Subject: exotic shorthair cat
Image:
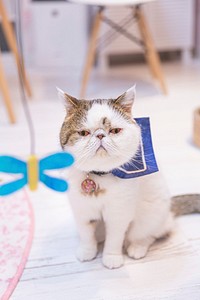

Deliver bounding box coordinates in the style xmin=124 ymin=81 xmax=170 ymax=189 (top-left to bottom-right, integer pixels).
xmin=58 ymin=86 xmax=200 ymax=269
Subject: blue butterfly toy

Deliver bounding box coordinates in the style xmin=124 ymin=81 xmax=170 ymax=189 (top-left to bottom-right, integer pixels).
xmin=0 ymin=152 xmax=74 ymax=196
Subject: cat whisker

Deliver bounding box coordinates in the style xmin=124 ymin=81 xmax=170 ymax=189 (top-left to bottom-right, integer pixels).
xmin=104 ymin=142 xmax=147 ymax=171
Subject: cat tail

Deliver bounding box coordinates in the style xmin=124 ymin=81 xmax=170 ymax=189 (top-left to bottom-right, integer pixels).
xmin=171 ymin=194 xmax=200 ymax=216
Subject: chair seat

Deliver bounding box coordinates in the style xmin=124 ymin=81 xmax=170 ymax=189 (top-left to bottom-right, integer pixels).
xmin=68 ymin=0 xmax=156 ymax=6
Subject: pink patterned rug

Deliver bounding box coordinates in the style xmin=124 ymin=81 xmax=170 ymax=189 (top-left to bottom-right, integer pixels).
xmin=0 ymin=190 xmax=34 ymax=300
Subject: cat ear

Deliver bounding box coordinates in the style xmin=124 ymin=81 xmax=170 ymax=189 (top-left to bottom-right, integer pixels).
xmin=57 ymin=87 xmax=79 ymax=109
xmin=115 ymin=85 xmax=136 ymax=114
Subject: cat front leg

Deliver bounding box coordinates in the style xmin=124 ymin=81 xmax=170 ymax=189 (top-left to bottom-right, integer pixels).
xmin=76 ymin=220 xmax=98 ymax=262
xmin=102 ymin=218 xmax=130 ymax=269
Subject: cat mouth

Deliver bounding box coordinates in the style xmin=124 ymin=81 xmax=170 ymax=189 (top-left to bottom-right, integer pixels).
xmin=96 ymin=145 xmax=107 ymax=153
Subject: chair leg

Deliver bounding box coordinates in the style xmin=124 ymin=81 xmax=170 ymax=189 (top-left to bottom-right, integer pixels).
xmin=0 ymin=52 xmax=16 ymax=123
xmin=135 ymin=6 xmax=167 ymax=94
xmin=80 ymin=8 xmax=103 ymax=98
xmin=0 ymin=0 xmax=32 ymax=97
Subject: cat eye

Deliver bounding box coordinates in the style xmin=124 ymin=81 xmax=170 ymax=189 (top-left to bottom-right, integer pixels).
xmin=78 ymin=130 xmax=90 ymax=137
xmin=109 ymin=128 xmax=122 ymax=134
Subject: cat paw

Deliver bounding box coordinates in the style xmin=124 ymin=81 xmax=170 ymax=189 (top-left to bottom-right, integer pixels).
xmin=127 ymin=244 xmax=148 ymax=260
xmin=102 ymin=254 xmax=124 ymax=269
xmin=76 ymin=245 xmax=97 ymax=262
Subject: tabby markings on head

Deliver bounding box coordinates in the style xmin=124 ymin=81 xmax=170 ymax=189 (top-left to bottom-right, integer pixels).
xmin=59 ymin=85 xmax=136 ymax=150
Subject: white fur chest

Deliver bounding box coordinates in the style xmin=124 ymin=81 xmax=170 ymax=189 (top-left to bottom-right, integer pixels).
xmin=67 ymin=167 xmax=141 ymax=223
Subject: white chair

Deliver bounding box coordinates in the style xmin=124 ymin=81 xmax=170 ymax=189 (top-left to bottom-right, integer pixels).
xmin=68 ymin=0 xmax=167 ymax=97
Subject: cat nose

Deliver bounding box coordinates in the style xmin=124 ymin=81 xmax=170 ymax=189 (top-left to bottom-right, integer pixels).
xmin=95 ymin=129 xmax=106 ymax=140
xmin=97 ymin=134 xmax=105 ymax=140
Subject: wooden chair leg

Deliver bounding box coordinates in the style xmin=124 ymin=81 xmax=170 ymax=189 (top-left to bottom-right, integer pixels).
xmin=135 ymin=6 xmax=168 ymax=94
xmin=80 ymin=8 xmax=103 ymax=98
xmin=0 ymin=0 xmax=32 ymax=97
xmin=0 ymin=52 xmax=16 ymax=123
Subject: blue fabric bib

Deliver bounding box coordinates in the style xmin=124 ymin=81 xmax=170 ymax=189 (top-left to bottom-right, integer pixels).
xmin=111 ymin=117 xmax=159 ymax=179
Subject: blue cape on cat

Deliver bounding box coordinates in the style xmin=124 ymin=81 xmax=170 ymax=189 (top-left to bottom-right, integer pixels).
xmin=112 ymin=118 xmax=159 ymax=179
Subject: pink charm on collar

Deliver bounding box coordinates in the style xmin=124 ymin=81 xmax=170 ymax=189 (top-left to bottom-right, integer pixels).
xmin=81 ymin=176 xmax=96 ymax=195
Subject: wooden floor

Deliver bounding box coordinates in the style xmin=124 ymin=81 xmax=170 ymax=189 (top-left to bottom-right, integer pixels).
xmin=1 ymin=60 xmax=200 ymax=299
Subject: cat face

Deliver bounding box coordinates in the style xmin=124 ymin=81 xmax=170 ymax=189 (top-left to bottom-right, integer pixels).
xmin=59 ymin=87 xmax=141 ymax=172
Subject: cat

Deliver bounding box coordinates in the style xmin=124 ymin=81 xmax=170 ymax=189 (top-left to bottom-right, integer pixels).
xmin=58 ymin=86 xmax=200 ymax=269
